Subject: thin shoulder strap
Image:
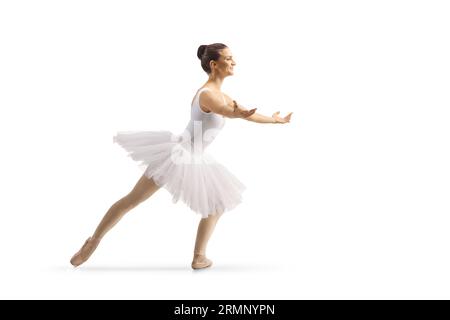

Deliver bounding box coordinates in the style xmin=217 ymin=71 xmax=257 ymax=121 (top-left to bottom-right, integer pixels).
xmin=221 ymin=92 xmax=226 ymax=105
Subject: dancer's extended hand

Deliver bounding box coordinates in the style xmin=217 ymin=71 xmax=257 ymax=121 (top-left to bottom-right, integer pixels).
xmin=232 ymin=100 xmax=257 ymax=118
xmin=271 ymin=111 xmax=293 ymax=124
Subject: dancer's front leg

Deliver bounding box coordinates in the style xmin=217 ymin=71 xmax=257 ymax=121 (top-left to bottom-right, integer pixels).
xmin=192 ymin=212 xmax=223 ymax=269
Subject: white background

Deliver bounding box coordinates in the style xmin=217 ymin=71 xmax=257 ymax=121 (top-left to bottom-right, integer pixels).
xmin=1 ymin=0 xmax=449 ymax=299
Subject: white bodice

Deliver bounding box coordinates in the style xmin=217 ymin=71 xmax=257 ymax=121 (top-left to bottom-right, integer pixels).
xmin=181 ymin=87 xmax=226 ymax=152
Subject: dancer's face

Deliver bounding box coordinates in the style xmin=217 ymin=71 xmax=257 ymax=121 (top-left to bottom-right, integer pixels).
xmin=210 ymin=47 xmax=236 ymax=77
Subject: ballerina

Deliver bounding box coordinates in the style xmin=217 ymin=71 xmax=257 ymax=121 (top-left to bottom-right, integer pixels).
xmin=70 ymin=43 xmax=293 ymax=270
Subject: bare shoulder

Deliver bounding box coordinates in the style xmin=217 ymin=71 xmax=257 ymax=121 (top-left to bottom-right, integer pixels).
xmin=222 ymin=92 xmax=233 ymax=105
xmin=198 ymin=88 xmax=227 ymax=113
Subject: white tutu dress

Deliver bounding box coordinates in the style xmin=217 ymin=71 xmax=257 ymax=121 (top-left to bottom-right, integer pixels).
xmin=113 ymin=87 xmax=246 ymax=218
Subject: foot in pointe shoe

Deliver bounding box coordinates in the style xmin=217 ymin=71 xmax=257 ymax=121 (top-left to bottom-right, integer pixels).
xmin=70 ymin=237 xmax=100 ymax=267
xmin=191 ymin=253 xmax=213 ymax=270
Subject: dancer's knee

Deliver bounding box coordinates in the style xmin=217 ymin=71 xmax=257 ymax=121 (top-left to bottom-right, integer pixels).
xmin=122 ymin=193 xmax=144 ymax=210
xmin=125 ymin=175 xmax=159 ymax=208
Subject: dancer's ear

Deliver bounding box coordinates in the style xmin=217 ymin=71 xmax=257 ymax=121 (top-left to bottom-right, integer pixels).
xmin=209 ymin=60 xmax=216 ymax=71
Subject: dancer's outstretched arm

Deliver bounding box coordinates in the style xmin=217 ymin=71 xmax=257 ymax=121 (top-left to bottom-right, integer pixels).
xmin=233 ymin=100 xmax=293 ymax=124
xmin=201 ymin=91 xmax=257 ymax=119
xmin=202 ymin=90 xmax=293 ymax=122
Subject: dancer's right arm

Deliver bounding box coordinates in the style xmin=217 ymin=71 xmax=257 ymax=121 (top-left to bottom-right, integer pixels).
xmin=200 ymin=91 xmax=257 ymax=119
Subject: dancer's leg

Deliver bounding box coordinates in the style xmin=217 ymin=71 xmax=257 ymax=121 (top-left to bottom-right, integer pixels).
xmin=92 ymin=174 xmax=160 ymax=240
xmin=70 ymin=174 xmax=160 ymax=266
xmin=192 ymin=212 xmax=223 ymax=269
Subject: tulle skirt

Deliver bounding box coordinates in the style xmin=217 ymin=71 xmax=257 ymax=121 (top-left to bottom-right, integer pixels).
xmin=113 ymin=130 xmax=246 ymax=217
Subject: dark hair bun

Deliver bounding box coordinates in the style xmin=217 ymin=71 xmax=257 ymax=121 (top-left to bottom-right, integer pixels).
xmin=197 ymin=45 xmax=207 ymax=59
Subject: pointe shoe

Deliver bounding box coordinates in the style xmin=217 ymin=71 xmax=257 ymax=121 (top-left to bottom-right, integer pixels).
xmin=191 ymin=254 xmax=213 ymax=270
xmin=70 ymin=237 xmax=100 ymax=267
